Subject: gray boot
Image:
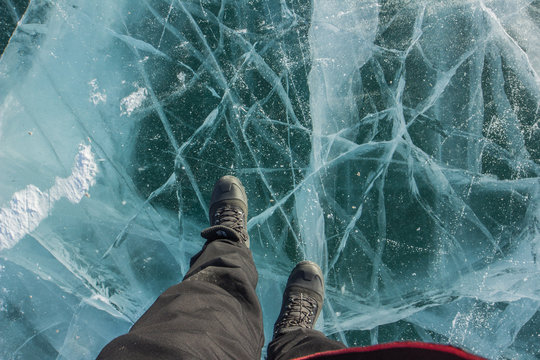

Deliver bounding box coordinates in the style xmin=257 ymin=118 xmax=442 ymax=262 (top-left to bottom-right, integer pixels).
xmin=201 ymin=175 xmax=250 ymax=247
xmin=273 ymin=261 xmax=324 ymax=338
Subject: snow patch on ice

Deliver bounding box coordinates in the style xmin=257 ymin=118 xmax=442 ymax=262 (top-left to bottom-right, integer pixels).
xmin=89 ymin=79 xmax=107 ymax=105
xmin=120 ymin=86 xmax=147 ymax=116
xmin=0 ymin=144 xmax=98 ymax=251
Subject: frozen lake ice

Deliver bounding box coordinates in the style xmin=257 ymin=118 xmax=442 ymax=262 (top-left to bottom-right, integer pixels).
xmin=0 ymin=0 xmax=539 ymax=358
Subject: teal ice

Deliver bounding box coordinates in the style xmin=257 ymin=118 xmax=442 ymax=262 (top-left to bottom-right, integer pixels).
xmin=0 ymin=0 xmax=539 ymax=359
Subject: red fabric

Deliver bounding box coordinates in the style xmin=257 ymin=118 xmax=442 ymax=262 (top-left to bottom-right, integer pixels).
xmin=293 ymin=341 xmax=486 ymax=360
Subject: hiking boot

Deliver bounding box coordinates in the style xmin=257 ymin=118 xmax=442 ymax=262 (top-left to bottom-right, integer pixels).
xmin=201 ymin=175 xmax=250 ymax=247
xmin=273 ymin=261 xmax=324 ymax=338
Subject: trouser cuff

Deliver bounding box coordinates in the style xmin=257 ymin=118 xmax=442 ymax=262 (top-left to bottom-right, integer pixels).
xmin=201 ymin=225 xmax=243 ymax=243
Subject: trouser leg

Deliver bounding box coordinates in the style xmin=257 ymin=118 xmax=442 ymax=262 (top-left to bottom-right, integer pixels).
xmin=267 ymin=328 xmax=346 ymax=360
xmin=97 ymin=238 xmax=264 ymax=360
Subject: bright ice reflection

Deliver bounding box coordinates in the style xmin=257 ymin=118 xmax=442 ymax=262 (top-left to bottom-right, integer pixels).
xmin=0 ymin=0 xmax=539 ymax=358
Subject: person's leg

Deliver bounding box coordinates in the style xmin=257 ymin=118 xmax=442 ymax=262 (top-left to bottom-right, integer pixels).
xmin=97 ymin=176 xmax=264 ymax=360
xmin=267 ymin=261 xmax=345 ymax=360
xmin=97 ymin=238 xmax=263 ymax=360
xmin=267 ymin=328 xmax=345 ymax=360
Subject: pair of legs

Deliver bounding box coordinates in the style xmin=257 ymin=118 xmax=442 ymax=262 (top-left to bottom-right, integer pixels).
xmin=97 ymin=176 xmax=344 ymax=360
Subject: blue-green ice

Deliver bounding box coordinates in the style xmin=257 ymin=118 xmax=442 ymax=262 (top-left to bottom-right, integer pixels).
xmin=0 ymin=0 xmax=539 ymax=358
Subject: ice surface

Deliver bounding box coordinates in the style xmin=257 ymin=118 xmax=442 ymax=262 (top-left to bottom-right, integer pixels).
xmin=0 ymin=0 xmax=539 ymax=358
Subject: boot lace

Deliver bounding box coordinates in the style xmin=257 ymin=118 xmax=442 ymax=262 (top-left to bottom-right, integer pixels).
xmin=214 ymin=205 xmax=248 ymax=242
xmin=274 ymin=293 xmax=318 ymax=335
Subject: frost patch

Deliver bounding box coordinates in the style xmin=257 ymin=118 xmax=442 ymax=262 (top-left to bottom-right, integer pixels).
xmin=176 ymin=72 xmax=186 ymax=89
xmin=89 ymin=293 xmax=112 ymax=307
xmin=88 ymin=79 xmax=107 ymax=105
xmin=0 ymin=144 xmax=98 ymax=251
xmin=120 ymin=86 xmax=147 ymax=116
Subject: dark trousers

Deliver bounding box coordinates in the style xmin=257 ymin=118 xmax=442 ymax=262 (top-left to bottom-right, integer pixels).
xmin=97 ymin=238 xmax=345 ymax=360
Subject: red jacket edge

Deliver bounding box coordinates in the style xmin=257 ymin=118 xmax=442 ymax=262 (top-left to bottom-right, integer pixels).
xmin=293 ymin=341 xmax=486 ymax=360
